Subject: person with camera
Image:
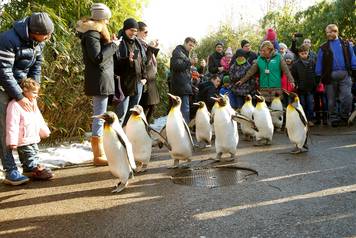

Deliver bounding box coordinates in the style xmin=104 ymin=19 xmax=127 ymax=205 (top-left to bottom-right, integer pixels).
xmin=114 ymin=18 xmax=147 ymax=127
xmin=315 ymin=24 xmax=356 ymax=127
xmin=291 ymin=33 xmax=317 ymax=63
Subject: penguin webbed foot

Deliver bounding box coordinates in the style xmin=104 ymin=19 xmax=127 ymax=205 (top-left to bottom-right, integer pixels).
xmin=111 ymin=181 xmax=128 ymax=193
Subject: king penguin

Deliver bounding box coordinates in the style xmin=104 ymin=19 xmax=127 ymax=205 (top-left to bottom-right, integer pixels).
xmin=270 ymin=92 xmax=284 ymax=131
xmin=193 ymin=101 xmax=212 ymax=147
xmin=211 ymin=95 xmax=239 ymax=161
xmin=166 ymin=93 xmax=194 ymax=167
xmin=253 ymin=95 xmax=274 ymax=145
xmin=126 ymin=105 xmax=167 ymax=172
xmin=240 ymin=95 xmax=255 ymax=141
xmin=285 ymin=91 xmax=309 ymax=153
xmin=96 ymin=111 xmax=136 ymax=193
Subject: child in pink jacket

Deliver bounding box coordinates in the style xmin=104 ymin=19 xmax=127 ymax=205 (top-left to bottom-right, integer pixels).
xmin=5 ymin=78 xmax=53 ymax=182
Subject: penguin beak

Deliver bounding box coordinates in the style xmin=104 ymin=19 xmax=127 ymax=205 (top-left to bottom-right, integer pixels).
xmin=92 ymin=114 xmax=104 ymax=119
xmin=211 ymin=97 xmax=220 ymax=101
xmin=167 ymin=93 xmax=177 ymax=101
xmin=193 ymin=102 xmax=200 ymax=106
xmin=129 ymin=107 xmax=140 ymax=114
xmin=282 ymin=89 xmax=290 ymax=95
xmin=255 ymin=95 xmax=263 ymax=101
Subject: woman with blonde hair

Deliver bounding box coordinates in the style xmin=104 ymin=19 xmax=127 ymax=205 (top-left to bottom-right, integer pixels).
xmin=76 ymin=3 xmax=121 ymax=166
xmin=237 ymin=40 xmax=295 ymax=103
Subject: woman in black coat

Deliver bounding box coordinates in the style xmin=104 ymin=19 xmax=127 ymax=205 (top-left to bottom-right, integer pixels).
xmin=77 ymin=3 xmax=120 ymax=166
xmin=114 ymin=18 xmax=147 ymax=126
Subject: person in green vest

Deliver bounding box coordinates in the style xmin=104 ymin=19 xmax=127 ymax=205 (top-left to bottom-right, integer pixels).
xmin=236 ymin=41 xmax=295 ymax=103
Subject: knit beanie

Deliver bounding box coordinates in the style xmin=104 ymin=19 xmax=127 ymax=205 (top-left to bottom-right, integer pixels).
xmin=241 ymin=39 xmax=250 ymax=48
xmin=215 ymin=41 xmax=224 ymax=48
xmin=279 ymin=43 xmax=287 ymax=49
xmin=91 ymin=3 xmax=112 ymax=20
xmin=225 ymin=47 xmax=233 ymax=56
xmin=266 ymin=28 xmax=277 ymax=41
xmin=284 ymin=52 xmax=294 ymax=60
xmin=29 ymin=12 xmax=54 ymax=35
xmin=223 ymin=75 xmax=230 ymax=84
xmin=123 ymin=18 xmax=139 ymax=31
xmin=236 ymin=49 xmax=245 ymax=58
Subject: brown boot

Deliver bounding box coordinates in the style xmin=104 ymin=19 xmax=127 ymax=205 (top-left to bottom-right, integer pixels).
xmin=91 ymin=136 xmax=108 ymax=166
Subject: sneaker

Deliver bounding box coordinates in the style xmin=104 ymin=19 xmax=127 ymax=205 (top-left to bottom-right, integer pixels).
xmin=23 ymin=165 xmax=54 ymax=180
xmin=3 ymin=170 xmax=30 ymax=186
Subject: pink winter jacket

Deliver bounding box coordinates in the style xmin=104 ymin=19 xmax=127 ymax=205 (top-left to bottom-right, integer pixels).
xmin=6 ymin=99 xmax=50 ymax=147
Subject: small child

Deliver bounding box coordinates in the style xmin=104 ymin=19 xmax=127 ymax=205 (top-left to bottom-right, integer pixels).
xmin=220 ymin=47 xmax=233 ymax=73
xmin=4 ymin=78 xmax=53 ymax=185
xmin=219 ymin=75 xmax=238 ymax=109
xmin=229 ymin=49 xmax=255 ymax=109
xmin=291 ymin=44 xmax=317 ymax=126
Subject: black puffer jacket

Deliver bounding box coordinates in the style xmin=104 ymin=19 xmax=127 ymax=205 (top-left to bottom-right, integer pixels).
xmin=291 ymin=58 xmax=317 ymax=93
xmin=208 ymin=51 xmax=223 ymax=74
xmin=114 ymin=30 xmax=147 ymax=97
xmin=0 ymin=17 xmax=45 ymax=100
xmin=169 ymin=45 xmax=192 ymax=96
xmin=77 ymin=20 xmax=118 ymax=96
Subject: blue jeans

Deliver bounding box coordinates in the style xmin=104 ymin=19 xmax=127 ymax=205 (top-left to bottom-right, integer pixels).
xmin=17 ymin=144 xmax=39 ymax=172
xmin=115 ymin=82 xmax=143 ymax=126
xmin=181 ymin=95 xmax=190 ymax=123
xmin=92 ymin=96 xmax=108 ymax=137
xmin=0 ymin=90 xmax=17 ymax=172
xmin=299 ymin=92 xmax=314 ymax=121
xmin=326 ymin=71 xmax=353 ymax=122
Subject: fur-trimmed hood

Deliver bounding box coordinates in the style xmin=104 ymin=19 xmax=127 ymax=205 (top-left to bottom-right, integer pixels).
xmin=76 ymin=19 xmax=110 ymax=43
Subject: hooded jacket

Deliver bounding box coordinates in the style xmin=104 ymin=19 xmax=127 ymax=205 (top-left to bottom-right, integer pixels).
xmin=77 ymin=19 xmax=118 ymax=96
xmin=0 ymin=17 xmax=45 ymax=100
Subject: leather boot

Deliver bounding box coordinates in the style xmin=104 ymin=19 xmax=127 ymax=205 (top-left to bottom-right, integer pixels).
xmin=91 ymin=136 xmax=108 ymax=166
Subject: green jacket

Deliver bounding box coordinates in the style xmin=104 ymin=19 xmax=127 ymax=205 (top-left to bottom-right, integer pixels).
xmin=257 ymin=53 xmax=282 ymax=88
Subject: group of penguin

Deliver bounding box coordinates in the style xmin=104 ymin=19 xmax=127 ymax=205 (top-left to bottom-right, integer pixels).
xmin=95 ymin=91 xmax=309 ymax=193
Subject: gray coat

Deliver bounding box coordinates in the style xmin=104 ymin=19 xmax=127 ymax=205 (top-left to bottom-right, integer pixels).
xmin=169 ymin=45 xmax=192 ymax=96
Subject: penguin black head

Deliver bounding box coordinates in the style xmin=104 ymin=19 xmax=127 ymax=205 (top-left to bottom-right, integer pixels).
xmin=129 ymin=105 xmax=144 ymax=116
xmin=193 ymin=101 xmax=206 ymax=109
xmin=168 ymin=93 xmax=182 ymax=108
xmin=211 ymin=95 xmax=227 ymax=107
xmin=255 ymin=94 xmax=265 ymax=103
xmin=288 ymin=91 xmax=299 ymax=104
xmin=274 ymin=91 xmax=281 ymax=98
xmin=245 ymin=94 xmax=252 ymax=102
xmin=93 ymin=111 xmax=118 ymax=126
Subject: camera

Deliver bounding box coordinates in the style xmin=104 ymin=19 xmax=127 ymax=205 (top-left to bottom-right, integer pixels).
xmin=294 ymin=32 xmax=303 ymax=38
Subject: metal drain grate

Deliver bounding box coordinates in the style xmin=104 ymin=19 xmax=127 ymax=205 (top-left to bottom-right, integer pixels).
xmin=171 ymin=167 xmax=256 ymax=188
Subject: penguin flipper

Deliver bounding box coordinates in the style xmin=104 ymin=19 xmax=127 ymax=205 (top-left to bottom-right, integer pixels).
xmin=232 ymin=114 xmax=257 ymax=131
xmin=294 ymin=107 xmax=308 ymax=127
xmin=182 ymin=119 xmax=194 ymax=149
xmin=112 ymin=124 xmax=136 ymax=170
xmin=144 ymin=120 xmax=172 ymax=151
xmin=348 ymin=110 xmax=356 ymax=125
xmin=188 ymin=118 xmax=196 ymax=128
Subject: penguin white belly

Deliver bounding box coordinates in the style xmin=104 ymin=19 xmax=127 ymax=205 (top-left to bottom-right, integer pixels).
xmin=254 ymin=109 xmax=274 ymax=140
xmin=286 ymin=110 xmax=307 ymax=148
xmin=103 ymin=130 xmax=131 ymax=182
xmin=271 ymin=114 xmax=283 ymax=129
xmin=166 ymin=114 xmax=192 ymax=159
xmin=195 ymin=110 xmax=212 ymax=143
xmin=126 ymin=119 xmax=152 ymax=164
xmin=214 ymin=108 xmax=238 ymax=154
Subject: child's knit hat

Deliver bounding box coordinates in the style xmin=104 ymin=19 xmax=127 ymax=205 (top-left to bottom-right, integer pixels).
xmin=223 ymin=75 xmax=230 ymax=84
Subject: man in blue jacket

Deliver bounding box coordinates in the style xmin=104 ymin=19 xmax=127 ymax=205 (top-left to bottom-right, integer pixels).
xmin=315 ymin=24 xmax=356 ymax=127
xmin=0 ymin=12 xmax=54 ymax=185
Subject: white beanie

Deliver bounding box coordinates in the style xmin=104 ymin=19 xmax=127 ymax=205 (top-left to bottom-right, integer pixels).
xmin=91 ymin=3 xmax=112 ymax=20
xmin=279 ymin=43 xmax=287 ymax=49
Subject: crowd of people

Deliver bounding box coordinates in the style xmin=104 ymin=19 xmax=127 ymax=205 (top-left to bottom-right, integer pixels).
xmin=0 ymin=3 xmax=355 ymax=187
xmin=170 ymin=26 xmax=356 ymax=129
